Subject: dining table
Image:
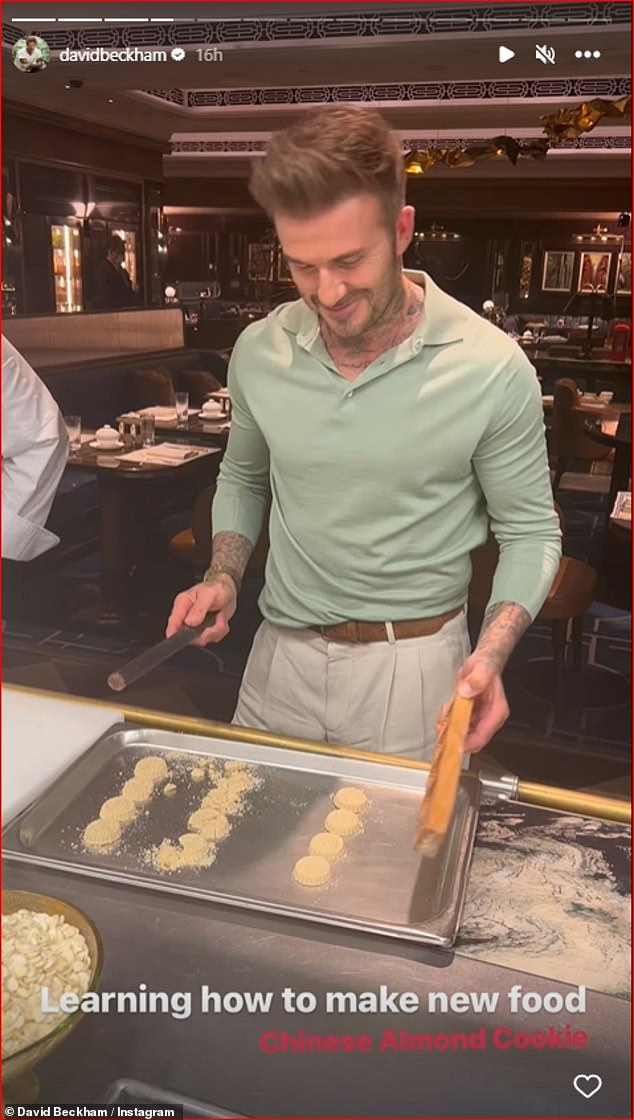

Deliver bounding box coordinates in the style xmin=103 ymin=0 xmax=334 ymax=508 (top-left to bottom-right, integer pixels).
xmin=117 ymin=407 xmax=231 ymax=450
xmin=584 ymin=410 xmax=632 ymax=510
xmin=66 ymin=436 xmax=221 ymax=625
xmin=526 ymin=349 xmax=632 ymax=399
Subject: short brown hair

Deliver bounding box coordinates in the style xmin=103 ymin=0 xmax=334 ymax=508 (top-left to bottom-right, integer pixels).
xmin=249 ymin=105 xmax=406 ymax=228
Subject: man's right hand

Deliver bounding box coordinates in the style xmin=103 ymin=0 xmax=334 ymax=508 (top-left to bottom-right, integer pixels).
xmin=165 ymin=575 xmax=238 ymax=647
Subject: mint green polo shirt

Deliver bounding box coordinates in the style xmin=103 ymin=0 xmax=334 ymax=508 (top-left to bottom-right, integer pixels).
xmin=212 ymin=271 xmax=561 ymax=627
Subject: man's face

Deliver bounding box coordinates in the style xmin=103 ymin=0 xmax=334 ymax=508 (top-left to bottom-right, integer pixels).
xmin=26 ymin=41 xmax=36 ymax=53
xmin=276 ymin=195 xmax=414 ymax=341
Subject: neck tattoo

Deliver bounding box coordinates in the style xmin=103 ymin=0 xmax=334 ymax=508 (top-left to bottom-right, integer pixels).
xmin=321 ymin=280 xmax=424 ymax=376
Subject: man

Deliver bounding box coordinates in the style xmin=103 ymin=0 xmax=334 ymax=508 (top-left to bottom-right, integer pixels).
xmin=92 ymin=236 xmax=137 ymax=310
xmin=2 ymin=336 xmax=68 ymax=561
xmin=166 ymin=106 xmax=561 ymax=760
xmin=15 ymin=37 xmax=46 ymax=72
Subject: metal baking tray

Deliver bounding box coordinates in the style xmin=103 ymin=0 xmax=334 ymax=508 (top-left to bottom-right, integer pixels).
xmin=2 ymin=724 xmax=480 ymax=947
xmin=102 ymin=1079 xmax=247 ymax=1117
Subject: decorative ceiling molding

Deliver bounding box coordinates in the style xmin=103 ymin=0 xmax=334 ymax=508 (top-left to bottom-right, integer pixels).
xmin=141 ymin=76 xmax=631 ymax=114
xmin=169 ymin=133 xmax=631 ymax=156
xmin=4 ymin=5 xmax=631 ymax=49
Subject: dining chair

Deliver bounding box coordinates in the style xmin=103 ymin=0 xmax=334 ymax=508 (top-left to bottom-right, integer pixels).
xmin=468 ymin=504 xmax=597 ymax=709
xmin=169 ymin=485 xmax=270 ymax=575
xmin=550 ymin=378 xmax=613 ymax=494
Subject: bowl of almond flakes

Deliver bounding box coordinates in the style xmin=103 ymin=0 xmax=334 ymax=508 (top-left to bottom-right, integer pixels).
xmin=2 ymin=890 xmax=103 ymax=1100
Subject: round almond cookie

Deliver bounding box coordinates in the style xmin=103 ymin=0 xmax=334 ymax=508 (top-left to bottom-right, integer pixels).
xmin=309 ymin=832 xmax=345 ymax=862
xmin=83 ymin=818 xmax=122 ymax=850
xmin=324 ymin=809 xmax=363 ymax=837
xmin=202 ymin=787 xmax=243 ymax=814
xmin=99 ymin=796 xmax=137 ymax=825
xmin=134 ymin=756 xmax=169 ymax=784
xmin=292 ymin=855 xmax=331 ymax=887
xmin=178 ymin=833 xmax=216 ymax=867
xmin=153 ymin=840 xmax=183 ymax=872
xmin=334 ymin=786 xmax=368 ymax=814
xmin=222 ymin=771 xmax=254 ymax=793
xmin=122 ymin=777 xmax=155 ymax=805
xmin=189 ymin=808 xmax=231 ymax=840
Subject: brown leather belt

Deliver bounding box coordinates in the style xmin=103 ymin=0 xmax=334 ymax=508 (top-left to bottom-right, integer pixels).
xmin=311 ymin=605 xmax=463 ymax=644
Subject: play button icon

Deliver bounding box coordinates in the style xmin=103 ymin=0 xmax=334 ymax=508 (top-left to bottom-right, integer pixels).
xmin=499 ymin=45 xmax=516 ymax=63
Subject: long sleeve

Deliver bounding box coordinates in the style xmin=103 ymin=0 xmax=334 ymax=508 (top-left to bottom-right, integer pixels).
xmin=472 ymin=349 xmax=562 ymax=620
xmin=2 ymin=338 xmax=69 ymax=561
xmin=211 ymin=332 xmax=271 ymax=546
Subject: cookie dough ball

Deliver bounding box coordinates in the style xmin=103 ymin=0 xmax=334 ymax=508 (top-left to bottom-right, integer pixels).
xmin=153 ymin=841 xmax=183 ymax=872
xmin=293 ymin=856 xmax=331 ymax=887
xmin=83 ymin=818 xmax=122 ymax=850
xmin=190 ymin=767 xmax=206 ymax=783
xmin=134 ymin=756 xmax=169 ymax=785
xmin=325 ymin=809 xmax=363 ymax=837
xmin=334 ymin=787 xmax=368 ymax=814
xmin=178 ymin=833 xmax=216 ymax=867
xmin=99 ymin=796 xmax=137 ymax=825
xmin=163 ymin=783 xmax=177 ymax=798
xmin=189 ymin=809 xmax=231 ymax=840
xmin=309 ymin=832 xmax=345 ymax=861
xmin=122 ymin=777 xmax=155 ymax=805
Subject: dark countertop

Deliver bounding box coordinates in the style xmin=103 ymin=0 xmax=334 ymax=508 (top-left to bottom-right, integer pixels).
xmin=5 ymin=798 xmax=631 ymax=1117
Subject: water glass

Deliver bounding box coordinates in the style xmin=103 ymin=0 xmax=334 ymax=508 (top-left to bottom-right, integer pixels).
xmin=140 ymin=415 xmax=156 ymax=447
xmin=175 ymin=391 xmax=189 ymax=426
xmin=64 ymin=415 xmax=81 ymax=454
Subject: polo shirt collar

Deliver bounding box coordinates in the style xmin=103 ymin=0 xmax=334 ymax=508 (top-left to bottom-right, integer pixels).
xmin=279 ymin=270 xmax=467 ymax=350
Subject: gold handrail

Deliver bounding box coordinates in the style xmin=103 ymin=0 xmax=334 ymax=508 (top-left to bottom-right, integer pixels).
xmin=4 ymin=684 xmax=631 ymax=824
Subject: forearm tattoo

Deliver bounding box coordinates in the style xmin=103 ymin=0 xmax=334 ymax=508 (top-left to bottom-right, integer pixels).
xmin=476 ymin=601 xmax=532 ymax=675
xmin=211 ymin=531 xmax=253 ymax=579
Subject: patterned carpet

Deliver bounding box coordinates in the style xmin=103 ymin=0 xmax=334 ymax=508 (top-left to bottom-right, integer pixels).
xmin=2 ymin=480 xmax=630 ymax=796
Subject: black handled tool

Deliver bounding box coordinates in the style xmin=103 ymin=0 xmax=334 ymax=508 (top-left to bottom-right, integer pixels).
xmin=107 ymin=615 xmax=216 ymax=692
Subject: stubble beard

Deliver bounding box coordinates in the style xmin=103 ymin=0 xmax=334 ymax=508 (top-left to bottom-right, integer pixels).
xmin=320 ymin=255 xmax=405 ymax=348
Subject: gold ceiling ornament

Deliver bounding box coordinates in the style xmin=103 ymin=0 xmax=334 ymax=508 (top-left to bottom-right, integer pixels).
xmin=540 ymin=95 xmax=631 ymax=144
xmin=404 ymin=96 xmax=629 ymax=176
xmin=404 ymin=136 xmax=548 ymax=176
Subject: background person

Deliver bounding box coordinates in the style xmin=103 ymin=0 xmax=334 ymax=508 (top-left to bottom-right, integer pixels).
xmin=2 ymin=336 xmax=68 ymax=562
xmin=166 ymin=105 xmax=561 ymax=761
xmin=92 ymin=235 xmax=138 ymax=310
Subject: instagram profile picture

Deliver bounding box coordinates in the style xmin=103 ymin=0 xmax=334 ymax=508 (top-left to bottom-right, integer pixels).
xmin=13 ymin=35 xmax=50 ymax=72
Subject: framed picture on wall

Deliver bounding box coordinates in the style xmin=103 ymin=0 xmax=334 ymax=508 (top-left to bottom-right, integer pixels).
xmin=247 ymin=242 xmax=273 ymax=281
xmin=616 ymin=252 xmax=632 ymax=295
xmin=541 ymin=250 xmax=575 ymax=292
xmin=577 ymin=251 xmax=610 ymax=292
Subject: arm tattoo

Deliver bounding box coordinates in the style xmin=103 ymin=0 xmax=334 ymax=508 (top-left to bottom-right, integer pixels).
xmin=475 ymin=601 xmax=531 ymax=675
xmin=211 ymin=531 xmax=253 ymax=579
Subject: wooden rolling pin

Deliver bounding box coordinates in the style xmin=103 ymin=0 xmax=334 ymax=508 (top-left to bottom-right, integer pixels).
xmin=107 ymin=615 xmax=216 ymax=692
xmin=414 ymin=694 xmax=474 ymax=856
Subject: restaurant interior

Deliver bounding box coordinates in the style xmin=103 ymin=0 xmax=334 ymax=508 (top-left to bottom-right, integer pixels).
xmin=2 ymin=4 xmax=632 ymax=1116
xmin=2 ymin=2 xmax=631 ymax=797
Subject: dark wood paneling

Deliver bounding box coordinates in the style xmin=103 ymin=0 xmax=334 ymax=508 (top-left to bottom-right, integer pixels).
xmin=165 ymin=176 xmax=631 ymax=217
xmin=4 ymin=109 xmax=164 ymax=180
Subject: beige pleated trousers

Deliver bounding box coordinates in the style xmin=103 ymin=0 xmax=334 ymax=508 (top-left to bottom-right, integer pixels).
xmin=232 ymin=608 xmax=471 ymax=761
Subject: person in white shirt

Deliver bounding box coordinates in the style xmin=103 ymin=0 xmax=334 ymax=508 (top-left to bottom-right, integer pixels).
xmin=2 ymin=337 xmax=68 ymax=561
xmin=14 ymin=38 xmax=46 ymax=71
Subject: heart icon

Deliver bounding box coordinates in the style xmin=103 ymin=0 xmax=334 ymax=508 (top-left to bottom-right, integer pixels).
xmin=573 ymin=1074 xmax=603 ymax=1099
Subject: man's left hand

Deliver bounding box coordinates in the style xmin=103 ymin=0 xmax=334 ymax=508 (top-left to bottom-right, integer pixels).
xmin=436 ymin=652 xmax=510 ymax=753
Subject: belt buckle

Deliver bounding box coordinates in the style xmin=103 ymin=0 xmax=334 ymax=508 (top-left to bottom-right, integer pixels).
xmin=319 ymin=626 xmax=329 ymax=642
